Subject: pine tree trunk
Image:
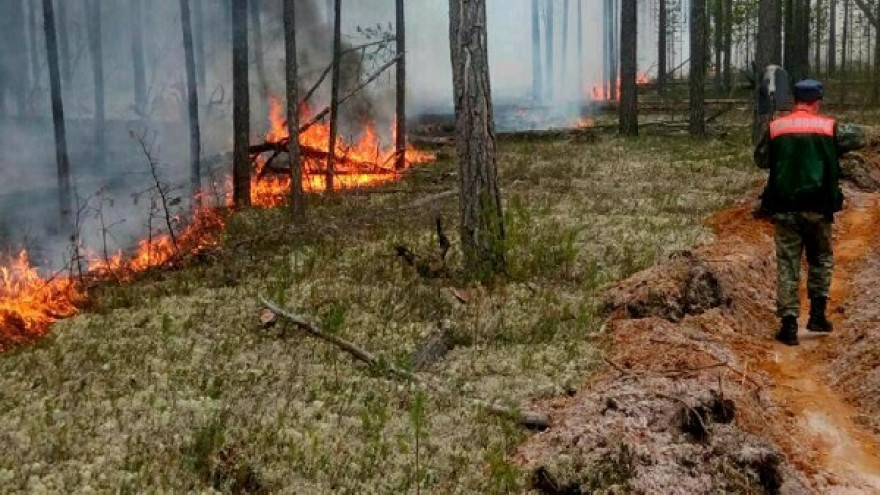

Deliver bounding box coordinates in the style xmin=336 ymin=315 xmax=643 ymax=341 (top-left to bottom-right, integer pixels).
xmin=544 ymin=0 xmax=554 ymax=100
xmin=610 ymin=0 xmax=619 ymax=100
xmin=130 ymin=0 xmax=147 ymax=114
xmin=283 ymin=0 xmax=304 ymax=219
xmin=690 ymin=0 xmax=707 ymax=137
xmin=180 ymin=0 xmax=201 ymax=207
xmin=784 ymin=0 xmax=794 ymax=69
xmin=395 ymin=0 xmax=406 ymax=171
xmin=842 ymin=0 xmax=849 ymax=102
xmin=619 ymin=0 xmax=638 ymax=135
xmin=449 ymin=0 xmax=506 ymax=277
xmin=85 ymin=0 xmax=105 ymax=164
xmin=658 ymin=0 xmax=667 ymax=95
xmin=250 ymin=0 xmax=269 ymax=99
xmin=327 ymin=0 xmax=342 ymax=193
xmin=829 ymin=0 xmax=837 ymax=74
xmin=757 ymin=0 xmax=783 ymax=70
xmin=873 ymin=1 xmax=880 ymax=105
xmin=531 ymin=0 xmax=543 ymax=101
xmin=814 ymin=0 xmax=823 ymax=77
xmin=42 ymin=0 xmax=73 ymax=234
xmin=57 ymin=0 xmax=71 ymax=85
xmin=2 ymin=0 xmax=29 ymax=116
xmin=232 ymin=0 xmax=251 ymax=207
xmin=562 ymin=0 xmax=570 ymax=86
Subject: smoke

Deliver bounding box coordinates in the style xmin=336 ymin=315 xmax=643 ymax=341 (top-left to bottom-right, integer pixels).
xmin=0 ymin=0 xmax=667 ymax=270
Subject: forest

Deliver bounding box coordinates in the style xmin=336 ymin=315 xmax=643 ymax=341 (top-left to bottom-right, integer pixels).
xmin=1 ymin=0 xmax=880 ymax=493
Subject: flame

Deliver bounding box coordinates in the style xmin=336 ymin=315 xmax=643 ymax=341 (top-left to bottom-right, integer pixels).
xmin=1 ymin=97 xmax=435 ymax=348
xmin=0 ymin=251 xmax=81 ymax=347
xmin=251 ymin=97 xmax=435 ymax=207
xmin=589 ymin=71 xmax=652 ymax=102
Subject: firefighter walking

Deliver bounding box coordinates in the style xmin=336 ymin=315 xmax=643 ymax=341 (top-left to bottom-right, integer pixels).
xmin=753 ymin=79 xmax=869 ymax=346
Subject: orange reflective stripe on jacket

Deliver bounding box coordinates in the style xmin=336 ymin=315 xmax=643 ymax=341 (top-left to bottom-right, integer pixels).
xmin=769 ymin=111 xmax=835 ymax=139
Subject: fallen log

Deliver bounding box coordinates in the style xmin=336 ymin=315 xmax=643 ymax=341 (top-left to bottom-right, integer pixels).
xmin=259 ymin=296 xmax=550 ymax=429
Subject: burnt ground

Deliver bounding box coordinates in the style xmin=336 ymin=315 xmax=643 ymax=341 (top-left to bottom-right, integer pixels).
xmin=516 ymin=154 xmax=880 ymax=494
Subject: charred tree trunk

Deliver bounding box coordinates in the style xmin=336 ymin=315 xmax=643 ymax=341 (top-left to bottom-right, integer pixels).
xmin=829 ymin=0 xmax=837 ymax=75
xmin=619 ymin=0 xmax=638 ymax=136
xmin=690 ymin=0 xmax=707 ymax=137
xmin=449 ymin=0 xmax=506 ymax=277
xmin=180 ymin=0 xmax=201 ymax=206
xmin=85 ymin=0 xmax=105 ymax=164
xmin=658 ymin=0 xmax=667 ymax=95
xmin=43 ymin=0 xmax=72 ymax=234
xmin=57 ymin=0 xmax=71 ymax=85
xmin=233 ymin=0 xmax=251 ymax=207
xmin=531 ymin=0 xmax=543 ymax=101
xmin=283 ymin=0 xmax=304 ymax=219
xmin=327 ymin=0 xmax=342 ymax=193
xmin=193 ymin=0 xmax=206 ymax=94
xmin=130 ymin=0 xmax=147 ymax=114
xmin=395 ymin=0 xmax=406 ymax=171
xmin=544 ymin=0 xmax=555 ymax=100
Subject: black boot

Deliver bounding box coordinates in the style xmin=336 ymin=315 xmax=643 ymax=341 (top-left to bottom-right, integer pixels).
xmin=807 ymin=297 xmax=833 ymax=333
xmin=775 ymin=315 xmax=799 ymax=346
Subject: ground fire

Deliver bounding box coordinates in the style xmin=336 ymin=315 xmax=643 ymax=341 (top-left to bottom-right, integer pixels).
xmin=0 ymin=99 xmax=435 ymax=346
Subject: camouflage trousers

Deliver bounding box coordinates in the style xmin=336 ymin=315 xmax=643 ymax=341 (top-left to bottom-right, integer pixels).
xmin=773 ymin=212 xmax=834 ymax=318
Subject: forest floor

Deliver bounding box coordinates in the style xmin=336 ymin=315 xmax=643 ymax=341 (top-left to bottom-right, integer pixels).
xmin=1 ymin=112 xmax=879 ymax=493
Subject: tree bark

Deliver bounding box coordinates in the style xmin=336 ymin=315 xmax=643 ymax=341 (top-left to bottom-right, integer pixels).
xmin=531 ymin=0 xmax=543 ymax=101
xmin=233 ymin=0 xmax=251 ymax=207
xmin=42 ymin=0 xmax=73 ymax=234
xmin=327 ymin=0 xmax=342 ymax=193
xmin=449 ymin=0 xmax=506 ymax=277
xmin=180 ymin=0 xmax=201 ymax=207
xmin=28 ymin=0 xmax=40 ymax=94
xmin=395 ymin=0 xmax=406 ymax=171
xmin=786 ymin=0 xmax=810 ymax=82
xmin=85 ymin=0 xmax=105 ymax=164
xmin=283 ymin=0 xmax=304 ymax=219
xmin=873 ymin=1 xmax=880 ymax=105
xmin=130 ymin=0 xmax=147 ymax=114
xmin=829 ymin=0 xmax=837 ymax=75
xmin=814 ymin=0 xmax=822 ymax=77
xmin=610 ymin=0 xmax=619 ymax=100
xmin=689 ymin=0 xmax=707 ymax=137
xmin=757 ymin=0 xmax=783 ymax=72
xmin=619 ymin=0 xmax=638 ymax=136
xmin=784 ymin=0 xmax=794 ymax=70
xmin=658 ymin=0 xmax=667 ymax=95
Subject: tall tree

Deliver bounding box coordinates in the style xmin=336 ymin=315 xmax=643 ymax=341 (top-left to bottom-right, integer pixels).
xmin=874 ymin=1 xmax=880 ymax=105
xmin=852 ymin=0 xmax=879 ymax=29
xmin=658 ymin=0 xmax=667 ymax=95
xmin=689 ymin=0 xmax=707 ymax=137
xmin=619 ymin=0 xmax=638 ymax=135
xmin=232 ymin=0 xmax=251 ymax=207
xmin=0 ymin=0 xmax=30 ymax=116
xmin=577 ymin=0 xmax=584 ymax=101
xmin=785 ymin=0 xmax=811 ymax=81
xmin=85 ymin=0 xmax=105 ymax=164
xmin=42 ymin=0 xmax=72 ymax=233
xmin=283 ymin=0 xmax=304 ymax=219
xmin=28 ymin=0 xmax=40 ymax=93
xmin=130 ymin=0 xmax=148 ymax=114
xmin=449 ymin=0 xmax=505 ymax=276
xmin=828 ymin=0 xmax=837 ymax=74
xmin=814 ymin=0 xmax=823 ymax=77
xmin=757 ymin=0 xmax=783 ymax=71
xmin=395 ymin=0 xmax=406 ymax=171
xmin=327 ymin=0 xmax=342 ymax=193
xmin=531 ymin=0 xmax=543 ymax=101
xmin=180 ymin=0 xmax=201 ymax=206
xmin=562 ymin=0 xmax=570 ymax=86
xmin=250 ymin=0 xmax=270 ymax=99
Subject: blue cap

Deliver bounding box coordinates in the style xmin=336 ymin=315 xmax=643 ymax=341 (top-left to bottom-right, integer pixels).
xmin=793 ymin=79 xmax=824 ymax=103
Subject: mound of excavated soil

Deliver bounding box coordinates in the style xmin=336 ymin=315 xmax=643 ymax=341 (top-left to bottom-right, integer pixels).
xmin=517 ymin=172 xmax=880 ymax=494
